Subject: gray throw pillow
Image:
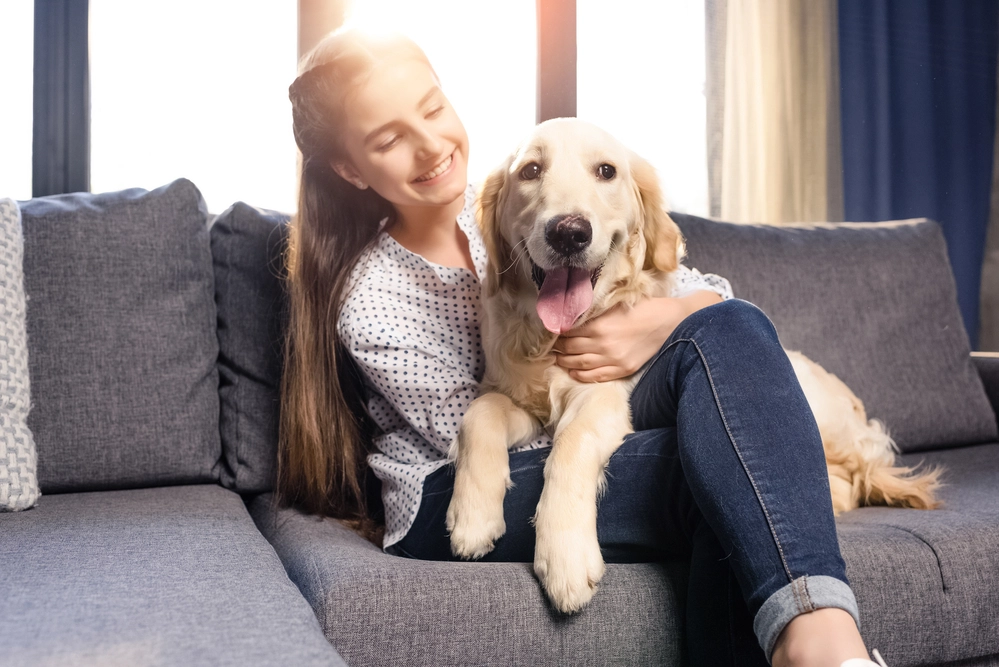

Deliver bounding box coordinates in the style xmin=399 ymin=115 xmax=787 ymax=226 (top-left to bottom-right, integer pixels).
xmin=0 ymin=198 xmax=40 ymax=510
xmin=19 ymin=179 xmax=222 ymax=492
xmin=211 ymin=202 xmax=290 ymax=493
xmin=672 ymin=213 xmax=998 ymax=453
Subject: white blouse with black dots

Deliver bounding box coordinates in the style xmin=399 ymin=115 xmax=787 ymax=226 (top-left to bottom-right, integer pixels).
xmin=338 ymin=182 xmax=735 ymax=552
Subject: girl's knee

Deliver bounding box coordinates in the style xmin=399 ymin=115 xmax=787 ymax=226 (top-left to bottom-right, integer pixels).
xmin=679 ymin=298 xmax=778 ymax=344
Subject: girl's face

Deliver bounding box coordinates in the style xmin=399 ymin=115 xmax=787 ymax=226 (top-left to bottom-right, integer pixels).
xmin=333 ymin=58 xmax=469 ymax=212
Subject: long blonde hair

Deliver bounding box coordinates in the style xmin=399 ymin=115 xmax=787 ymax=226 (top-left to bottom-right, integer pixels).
xmin=275 ymin=27 xmax=435 ymax=546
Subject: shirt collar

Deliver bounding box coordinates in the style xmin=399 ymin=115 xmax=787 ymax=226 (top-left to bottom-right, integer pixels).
xmin=379 ymin=183 xmax=485 ymax=285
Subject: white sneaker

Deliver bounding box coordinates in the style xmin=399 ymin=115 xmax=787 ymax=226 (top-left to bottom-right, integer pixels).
xmin=840 ymin=649 xmax=889 ymax=667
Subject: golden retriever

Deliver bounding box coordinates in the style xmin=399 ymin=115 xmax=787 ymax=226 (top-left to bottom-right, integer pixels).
xmin=445 ymin=118 xmax=941 ymax=614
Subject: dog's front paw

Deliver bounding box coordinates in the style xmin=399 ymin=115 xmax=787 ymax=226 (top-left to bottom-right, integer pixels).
xmin=446 ymin=488 xmax=506 ymax=560
xmin=533 ymin=527 xmax=606 ymax=613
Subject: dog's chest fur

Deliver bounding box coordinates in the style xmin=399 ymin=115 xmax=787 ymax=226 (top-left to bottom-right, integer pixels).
xmin=477 ymin=270 xmax=677 ymax=431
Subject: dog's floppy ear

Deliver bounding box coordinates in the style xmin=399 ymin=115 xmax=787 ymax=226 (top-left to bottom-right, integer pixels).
xmin=476 ymin=157 xmax=514 ymax=297
xmin=629 ymin=151 xmax=684 ymax=273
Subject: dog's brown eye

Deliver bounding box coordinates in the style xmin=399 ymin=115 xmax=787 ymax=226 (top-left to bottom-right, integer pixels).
xmin=598 ymin=164 xmax=616 ymax=180
xmin=519 ymin=162 xmax=541 ymax=180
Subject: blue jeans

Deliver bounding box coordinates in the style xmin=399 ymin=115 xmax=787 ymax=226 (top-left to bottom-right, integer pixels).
xmin=390 ymin=299 xmax=861 ymax=665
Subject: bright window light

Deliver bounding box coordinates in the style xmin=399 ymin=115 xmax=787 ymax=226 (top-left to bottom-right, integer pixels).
xmin=89 ymin=1 xmax=298 ymax=214
xmin=345 ymin=0 xmax=536 ymax=187
xmin=578 ymin=0 xmax=709 ymax=216
xmin=0 ymin=1 xmax=34 ymax=201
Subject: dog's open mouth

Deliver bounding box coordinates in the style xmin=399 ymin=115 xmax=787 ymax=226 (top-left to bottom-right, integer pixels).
xmin=529 ymin=259 xmax=603 ymax=335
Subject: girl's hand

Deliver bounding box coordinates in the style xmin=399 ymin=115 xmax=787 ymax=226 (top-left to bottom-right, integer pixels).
xmin=552 ymin=290 xmax=723 ymax=383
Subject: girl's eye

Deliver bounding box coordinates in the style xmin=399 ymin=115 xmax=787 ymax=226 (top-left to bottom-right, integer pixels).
xmin=598 ymin=163 xmax=616 ymax=180
xmin=427 ymin=105 xmax=445 ymax=118
xmin=377 ymin=136 xmax=400 ymax=152
xmin=519 ymin=162 xmax=541 ymax=180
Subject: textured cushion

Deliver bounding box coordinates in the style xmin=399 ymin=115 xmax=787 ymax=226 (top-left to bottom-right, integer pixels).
xmin=210 ymin=202 xmax=290 ymax=493
xmin=0 ymin=484 xmax=346 ymax=666
xmin=18 ymin=179 xmax=222 ymax=492
xmin=0 ymin=199 xmax=40 ymax=510
xmin=673 ymin=214 xmax=998 ymax=452
xmin=248 ymin=494 xmax=687 ymax=667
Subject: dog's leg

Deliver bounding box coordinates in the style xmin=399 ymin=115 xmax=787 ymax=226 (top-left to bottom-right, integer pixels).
xmin=446 ymin=392 xmax=541 ymax=559
xmin=532 ymin=382 xmax=633 ymax=614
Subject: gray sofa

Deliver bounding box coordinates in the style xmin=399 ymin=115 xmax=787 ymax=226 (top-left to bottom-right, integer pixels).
xmin=2 ymin=178 xmax=997 ymax=666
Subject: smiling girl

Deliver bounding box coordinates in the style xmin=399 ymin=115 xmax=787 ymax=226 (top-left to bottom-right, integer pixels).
xmin=277 ymin=26 xmax=886 ymax=667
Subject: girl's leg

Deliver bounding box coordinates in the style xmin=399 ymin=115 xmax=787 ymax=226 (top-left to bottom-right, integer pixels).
xmin=627 ymin=298 xmax=861 ymax=663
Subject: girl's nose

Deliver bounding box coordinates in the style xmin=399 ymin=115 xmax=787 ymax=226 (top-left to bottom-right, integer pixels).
xmin=414 ymin=126 xmax=444 ymax=159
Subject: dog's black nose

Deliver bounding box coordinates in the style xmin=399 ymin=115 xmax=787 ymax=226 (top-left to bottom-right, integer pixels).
xmin=545 ymin=215 xmax=592 ymax=257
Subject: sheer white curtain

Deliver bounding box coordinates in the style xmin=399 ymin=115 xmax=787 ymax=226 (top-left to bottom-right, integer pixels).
xmin=0 ymin=0 xmax=34 ymax=200
xmin=719 ymin=0 xmax=842 ymax=224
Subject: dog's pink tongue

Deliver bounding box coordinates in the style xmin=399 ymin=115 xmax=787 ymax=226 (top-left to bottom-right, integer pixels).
xmin=536 ymin=267 xmax=594 ymax=334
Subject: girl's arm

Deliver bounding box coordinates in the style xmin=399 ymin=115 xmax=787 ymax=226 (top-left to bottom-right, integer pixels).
xmin=553 ymin=290 xmax=722 ymax=383
xmin=553 ymin=266 xmax=734 ymax=383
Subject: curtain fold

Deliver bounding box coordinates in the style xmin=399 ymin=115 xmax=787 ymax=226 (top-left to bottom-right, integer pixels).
xmin=718 ymin=0 xmax=842 ymax=224
xmin=839 ymin=0 xmax=999 ymax=350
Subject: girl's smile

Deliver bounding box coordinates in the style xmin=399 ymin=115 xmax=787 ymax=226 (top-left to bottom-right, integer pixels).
xmin=413 ymin=150 xmax=456 ymax=184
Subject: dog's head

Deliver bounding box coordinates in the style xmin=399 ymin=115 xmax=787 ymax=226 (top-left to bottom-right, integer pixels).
xmin=477 ymin=118 xmax=684 ymax=334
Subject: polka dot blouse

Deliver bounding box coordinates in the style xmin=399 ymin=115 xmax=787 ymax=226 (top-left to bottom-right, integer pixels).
xmin=338 ymin=182 xmax=734 ymax=552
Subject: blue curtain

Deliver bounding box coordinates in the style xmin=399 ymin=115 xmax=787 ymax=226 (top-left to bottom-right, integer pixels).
xmin=839 ymin=0 xmax=998 ymax=350
xmin=32 ymin=0 xmax=90 ymax=197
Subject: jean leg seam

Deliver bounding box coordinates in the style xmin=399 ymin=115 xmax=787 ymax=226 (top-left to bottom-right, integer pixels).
xmin=685 ymin=336 xmax=795 ymax=586
xmin=802 ymin=575 xmax=815 ymax=612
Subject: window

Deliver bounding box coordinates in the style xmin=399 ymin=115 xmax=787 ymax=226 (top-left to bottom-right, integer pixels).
xmin=49 ymin=1 xmax=708 ymax=215
xmin=0 ymin=1 xmax=34 ymax=201
xmin=88 ymin=1 xmax=298 ymax=213
xmin=578 ymin=0 xmax=708 ymax=216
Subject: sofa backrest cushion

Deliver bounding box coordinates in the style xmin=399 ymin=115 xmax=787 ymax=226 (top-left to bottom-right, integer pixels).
xmin=673 ymin=213 xmax=998 ymax=453
xmin=210 ymin=202 xmax=290 ymax=493
xmin=19 ymin=179 xmax=222 ymax=492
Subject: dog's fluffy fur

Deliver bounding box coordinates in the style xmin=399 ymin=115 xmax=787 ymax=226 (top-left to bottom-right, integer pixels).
xmin=445 ymin=118 xmax=942 ymax=614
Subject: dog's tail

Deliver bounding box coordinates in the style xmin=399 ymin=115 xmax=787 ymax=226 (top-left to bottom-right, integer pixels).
xmin=824 ymin=415 xmax=944 ymax=514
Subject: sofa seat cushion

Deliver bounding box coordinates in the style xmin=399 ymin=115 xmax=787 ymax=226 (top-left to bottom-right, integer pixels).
xmin=251 ymin=443 xmax=999 ymax=666
xmin=0 ymin=484 xmax=345 ymax=666
xmin=248 ymin=495 xmax=688 ymax=666
xmin=836 ymin=442 xmax=999 ymax=665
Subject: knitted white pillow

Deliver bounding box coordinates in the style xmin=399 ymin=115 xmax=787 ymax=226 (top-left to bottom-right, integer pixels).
xmin=0 ymin=197 xmax=40 ymax=510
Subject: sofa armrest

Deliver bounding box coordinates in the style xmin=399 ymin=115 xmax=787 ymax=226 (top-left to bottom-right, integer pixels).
xmin=972 ymin=352 xmax=999 ymax=419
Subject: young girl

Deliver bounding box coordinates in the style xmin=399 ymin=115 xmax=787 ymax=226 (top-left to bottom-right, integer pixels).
xmin=278 ymin=26 xmax=887 ymax=667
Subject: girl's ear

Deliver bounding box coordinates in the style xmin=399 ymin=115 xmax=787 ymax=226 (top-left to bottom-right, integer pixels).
xmin=629 ymin=150 xmax=684 ymax=273
xmin=476 ymin=157 xmax=514 ymax=297
xmin=332 ymin=161 xmax=368 ymax=190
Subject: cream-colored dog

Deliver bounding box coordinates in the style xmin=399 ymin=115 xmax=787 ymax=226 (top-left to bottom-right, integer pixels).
xmin=445 ymin=118 xmax=941 ymax=614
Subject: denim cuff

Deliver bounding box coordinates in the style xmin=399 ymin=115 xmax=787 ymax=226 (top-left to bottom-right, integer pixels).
xmin=753 ymin=575 xmax=861 ymax=663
